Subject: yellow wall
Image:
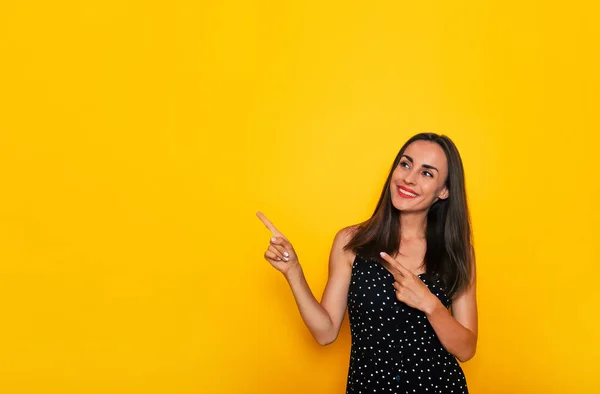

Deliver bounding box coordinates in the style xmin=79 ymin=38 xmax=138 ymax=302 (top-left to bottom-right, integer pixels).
xmin=1 ymin=1 xmax=598 ymax=393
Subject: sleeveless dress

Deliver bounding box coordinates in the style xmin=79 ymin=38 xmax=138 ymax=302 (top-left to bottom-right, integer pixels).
xmin=346 ymin=254 xmax=469 ymax=393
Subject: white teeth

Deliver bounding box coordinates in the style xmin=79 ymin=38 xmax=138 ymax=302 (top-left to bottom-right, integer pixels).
xmin=398 ymin=187 xmax=417 ymax=197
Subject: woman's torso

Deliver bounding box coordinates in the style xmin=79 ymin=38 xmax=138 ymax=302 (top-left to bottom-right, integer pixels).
xmin=345 ymin=254 xmax=468 ymax=393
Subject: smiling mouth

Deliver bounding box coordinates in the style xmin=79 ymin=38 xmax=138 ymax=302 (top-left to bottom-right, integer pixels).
xmin=397 ymin=186 xmax=418 ymax=198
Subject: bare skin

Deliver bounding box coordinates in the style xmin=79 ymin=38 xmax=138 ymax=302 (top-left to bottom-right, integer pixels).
xmin=257 ymin=140 xmax=478 ymax=362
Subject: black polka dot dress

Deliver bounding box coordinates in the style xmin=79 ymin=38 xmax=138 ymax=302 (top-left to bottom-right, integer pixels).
xmin=346 ymin=254 xmax=469 ymax=393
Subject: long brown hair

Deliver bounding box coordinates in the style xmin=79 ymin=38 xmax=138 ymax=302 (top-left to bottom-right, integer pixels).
xmin=344 ymin=133 xmax=474 ymax=298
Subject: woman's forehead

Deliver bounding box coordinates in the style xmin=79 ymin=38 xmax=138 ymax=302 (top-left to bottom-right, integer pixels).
xmin=403 ymin=140 xmax=447 ymax=167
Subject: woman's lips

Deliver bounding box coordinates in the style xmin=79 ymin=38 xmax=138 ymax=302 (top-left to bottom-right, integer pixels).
xmin=397 ymin=185 xmax=418 ymax=198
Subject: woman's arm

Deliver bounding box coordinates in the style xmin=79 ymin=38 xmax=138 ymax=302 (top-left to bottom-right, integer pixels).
xmin=282 ymin=228 xmax=354 ymax=345
xmin=380 ymin=251 xmax=478 ymax=362
xmin=423 ymin=267 xmax=478 ymax=362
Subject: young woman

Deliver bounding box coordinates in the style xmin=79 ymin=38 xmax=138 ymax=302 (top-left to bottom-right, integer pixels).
xmin=257 ymin=133 xmax=478 ymax=393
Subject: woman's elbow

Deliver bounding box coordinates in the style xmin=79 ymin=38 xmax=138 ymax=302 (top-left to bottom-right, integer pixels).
xmin=315 ymin=335 xmax=337 ymax=346
xmin=314 ymin=331 xmax=338 ymax=346
xmin=457 ymin=344 xmax=477 ymax=362
xmin=457 ymin=352 xmax=474 ymax=363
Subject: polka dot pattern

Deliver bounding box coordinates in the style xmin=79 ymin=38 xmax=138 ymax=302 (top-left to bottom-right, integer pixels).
xmin=346 ymin=255 xmax=468 ymax=393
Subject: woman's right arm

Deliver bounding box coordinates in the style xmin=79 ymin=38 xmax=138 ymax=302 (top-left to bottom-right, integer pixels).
xmin=280 ymin=228 xmax=355 ymax=345
xmin=258 ymin=211 xmax=355 ymax=346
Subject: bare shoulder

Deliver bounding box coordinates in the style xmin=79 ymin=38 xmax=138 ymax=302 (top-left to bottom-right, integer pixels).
xmin=331 ymin=225 xmax=359 ymax=269
xmin=333 ymin=225 xmax=359 ymax=248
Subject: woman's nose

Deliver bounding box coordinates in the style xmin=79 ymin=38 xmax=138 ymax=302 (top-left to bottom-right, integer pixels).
xmin=404 ymin=169 xmax=417 ymax=185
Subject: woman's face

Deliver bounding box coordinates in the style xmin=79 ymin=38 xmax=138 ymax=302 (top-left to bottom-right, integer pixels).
xmin=390 ymin=140 xmax=449 ymax=213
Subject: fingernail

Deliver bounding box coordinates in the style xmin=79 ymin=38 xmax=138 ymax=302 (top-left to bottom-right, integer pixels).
xmin=283 ymin=257 xmax=289 ymax=261
xmin=271 ymin=237 xmax=276 ymax=242
xmin=277 ymin=257 xmax=281 ymax=261
xmin=380 ymin=252 xmax=386 ymax=257
xmin=283 ymin=252 xmax=289 ymax=257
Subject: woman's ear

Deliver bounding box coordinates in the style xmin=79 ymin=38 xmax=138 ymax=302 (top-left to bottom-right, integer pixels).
xmin=439 ymin=187 xmax=449 ymax=200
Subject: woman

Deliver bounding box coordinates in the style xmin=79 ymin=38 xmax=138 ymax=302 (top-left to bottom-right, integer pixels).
xmin=257 ymin=133 xmax=477 ymax=393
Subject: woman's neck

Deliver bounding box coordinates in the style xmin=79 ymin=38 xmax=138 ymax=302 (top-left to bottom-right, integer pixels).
xmin=399 ymin=211 xmax=427 ymax=241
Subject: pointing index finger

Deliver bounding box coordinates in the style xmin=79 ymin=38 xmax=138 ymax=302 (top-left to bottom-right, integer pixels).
xmin=256 ymin=211 xmax=286 ymax=238
xmin=380 ymin=252 xmax=409 ymax=275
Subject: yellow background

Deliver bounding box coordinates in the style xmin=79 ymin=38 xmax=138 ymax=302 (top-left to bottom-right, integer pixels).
xmin=1 ymin=1 xmax=598 ymax=393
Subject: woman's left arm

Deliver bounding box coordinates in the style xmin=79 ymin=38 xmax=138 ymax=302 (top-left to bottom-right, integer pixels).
xmin=380 ymin=252 xmax=478 ymax=362
xmin=423 ymin=268 xmax=478 ymax=362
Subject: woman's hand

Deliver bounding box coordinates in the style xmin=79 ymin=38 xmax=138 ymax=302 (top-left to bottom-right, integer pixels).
xmin=257 ymin=212 xmax=301 ymax=277
xmin=379 ymin=252 xmax=440 ymax=314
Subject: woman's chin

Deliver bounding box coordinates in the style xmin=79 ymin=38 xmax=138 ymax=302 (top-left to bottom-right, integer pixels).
xmin=392 ymin=199 xmax=429 ymax=214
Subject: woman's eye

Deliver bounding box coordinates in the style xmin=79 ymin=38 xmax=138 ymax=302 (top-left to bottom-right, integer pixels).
xmin=400 ymin=162 xmax=410 ymax=168
xmin=422 ymin=171 xmax=433 ymax=177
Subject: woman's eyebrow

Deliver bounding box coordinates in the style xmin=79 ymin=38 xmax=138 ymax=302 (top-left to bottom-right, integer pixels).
xmin=402 ymin=155 xmax=439 ymax=172
xmin=422 ymin=164 xmax=439 ymax=172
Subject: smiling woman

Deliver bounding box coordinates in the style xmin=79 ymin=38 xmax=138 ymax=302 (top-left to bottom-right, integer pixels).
xmin=258 ymin=133 xmax=477 ymax=393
